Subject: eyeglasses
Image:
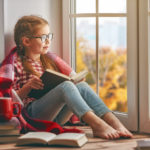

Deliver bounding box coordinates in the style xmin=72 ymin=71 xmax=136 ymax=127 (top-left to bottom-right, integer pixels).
xmin=30 ymin=33 xmax=53 ymax=43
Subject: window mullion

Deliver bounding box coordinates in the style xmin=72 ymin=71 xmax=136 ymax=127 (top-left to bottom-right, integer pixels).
xmin=70 ymin=0 xmax=76 ymax=69
xmin=69 ymin=13 xmax=127 ymax=17
xmin=96 ymin=0 xmax=99 ymax=94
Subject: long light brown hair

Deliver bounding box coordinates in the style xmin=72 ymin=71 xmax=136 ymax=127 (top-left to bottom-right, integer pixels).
xmin=14 ymin=15 xmax=59 ymax=77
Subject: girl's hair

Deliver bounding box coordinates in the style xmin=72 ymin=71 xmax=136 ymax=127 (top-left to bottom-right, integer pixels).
xmin=14 ymin=15 xmax=59 ymax=76
xmin=14 ymin=15 xmax=49 ymax=49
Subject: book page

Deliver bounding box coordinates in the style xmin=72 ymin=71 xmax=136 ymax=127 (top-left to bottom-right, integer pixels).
xmin=71 ymin=70 xmax=88 ymax=83
xmin=48 ymin=133 xmax=88 ymax=147
xmin=137 ymin=139 xmax=150 ymax=147
xmin=53 ymin=133 xmax=85 ymax=140
xmin=0 ymin=129 xmax=20 ymax=136
xmin=18 ymin=132 xmax=56 ymax=145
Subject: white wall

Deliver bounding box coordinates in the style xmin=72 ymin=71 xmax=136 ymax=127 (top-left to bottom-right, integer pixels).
xmin=0 ymin=0 xmax=62 ymax=61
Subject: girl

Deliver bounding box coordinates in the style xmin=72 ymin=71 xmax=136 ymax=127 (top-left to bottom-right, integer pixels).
xmin=13 ymin=15 xmax=133 ymax=139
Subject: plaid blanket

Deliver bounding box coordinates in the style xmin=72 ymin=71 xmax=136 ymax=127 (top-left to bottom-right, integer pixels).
xmin=0 ymin=47 xmax=82 ymax=134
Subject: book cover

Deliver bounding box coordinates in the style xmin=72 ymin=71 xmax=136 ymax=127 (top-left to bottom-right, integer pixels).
xmin=0 ymin=128 xmax=20 ymax=136
xmin=0 ymin=135 xmax=20 ymax=144
xmin=0 ymin=117 xmax=20 ymax=130
xmin=28 ymin=69 xmax=88 ymax=99
xmin=136 ymin=139 xmax=150 ymax=150
xmin=16 ymin=132 xmax=88 ymax=147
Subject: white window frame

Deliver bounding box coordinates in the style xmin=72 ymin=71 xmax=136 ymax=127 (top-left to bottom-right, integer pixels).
xmin=63 ymin=0 xmax=138 ymax=131
xmin=139 ymin=0 xmax=150 ymax=133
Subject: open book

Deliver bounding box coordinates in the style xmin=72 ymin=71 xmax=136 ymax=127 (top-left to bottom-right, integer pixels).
xmin=28 ymin=69 xmax=88 ymax=99
xmin=16 ymin=132 xmax=88 ymax=147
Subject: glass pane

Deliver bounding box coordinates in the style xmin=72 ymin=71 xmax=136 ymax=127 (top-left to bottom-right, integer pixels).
xmin=76 ymin=0 xmax=96 ymax=13
xmin=99 ymin=17 xmax=127 ymax=112
xmin=76 ymin=18 xmax=97 ymax=92
xmin=99 ymin=0 xmax=126 ymax=13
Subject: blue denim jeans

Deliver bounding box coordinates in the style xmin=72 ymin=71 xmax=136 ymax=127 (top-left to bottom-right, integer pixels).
xmin=27 ymin=81 xmax=110 ymax=125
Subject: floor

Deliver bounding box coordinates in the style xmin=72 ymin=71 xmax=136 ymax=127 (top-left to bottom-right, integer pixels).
xmin=0 ymin=126 xmax=150 ymax=150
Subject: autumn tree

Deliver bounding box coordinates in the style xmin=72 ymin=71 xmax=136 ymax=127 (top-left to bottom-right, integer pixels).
xmin=76 ymin=37 xmax=127 ymax=112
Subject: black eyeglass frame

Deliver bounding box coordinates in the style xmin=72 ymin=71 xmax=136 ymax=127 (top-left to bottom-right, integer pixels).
xmin=30 ymin=33 xmax=53 ymax=43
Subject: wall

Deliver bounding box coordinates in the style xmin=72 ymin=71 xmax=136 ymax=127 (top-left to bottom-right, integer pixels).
xmin=0 ymin=0 xmax=4 ymax=61
xmin=0 ymin=0 xmax=62 ymax=61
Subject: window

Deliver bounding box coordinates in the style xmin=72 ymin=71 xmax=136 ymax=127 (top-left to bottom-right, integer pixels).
xmin=63 ymin=0 xmax=138 ymax=131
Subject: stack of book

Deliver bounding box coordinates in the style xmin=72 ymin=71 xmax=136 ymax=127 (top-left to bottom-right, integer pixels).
xmin=0 ymin=117 xmax=20 ymax=144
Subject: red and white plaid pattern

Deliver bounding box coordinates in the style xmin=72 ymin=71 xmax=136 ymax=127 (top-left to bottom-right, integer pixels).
xmin=0 ymin=47 xmax=81 ymax=134
xmin=12 ymin=55 xmax=44 ymax=107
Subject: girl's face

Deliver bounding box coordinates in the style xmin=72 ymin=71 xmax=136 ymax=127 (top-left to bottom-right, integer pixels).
xmin=25 ymin=24 xmax=51 ymax=57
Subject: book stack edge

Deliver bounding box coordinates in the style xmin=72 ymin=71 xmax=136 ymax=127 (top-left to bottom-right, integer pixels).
xmin=0 ymin=117 xmax=20 ymax=144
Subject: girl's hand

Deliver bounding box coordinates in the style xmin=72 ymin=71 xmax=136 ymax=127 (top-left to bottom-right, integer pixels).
xmin=26 ymin=76 xmax=44 ymax=90
xmin=16 ymin=76 xmax=44 ymax=100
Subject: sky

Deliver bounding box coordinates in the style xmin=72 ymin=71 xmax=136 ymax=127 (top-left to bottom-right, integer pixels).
xmin=76 ymin=0 xmax=126 ymax=14
xmin=76 ymin=0 xmax=126 ymax=25
xmin=75 ymin=0 xmax=127 ymax=50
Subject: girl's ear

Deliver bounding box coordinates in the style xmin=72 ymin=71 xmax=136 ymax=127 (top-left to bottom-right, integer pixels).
xmin=22 ymin=36 xmax=30 ymax=47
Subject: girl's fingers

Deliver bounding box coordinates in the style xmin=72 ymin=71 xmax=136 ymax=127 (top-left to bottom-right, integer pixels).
xmin=31 ymin=84 xmax=43 ymax=90
xmin=33 ymin=79 xmax=44 ymax=87
xmin=29 ymin=76 xmax=44 ymax=89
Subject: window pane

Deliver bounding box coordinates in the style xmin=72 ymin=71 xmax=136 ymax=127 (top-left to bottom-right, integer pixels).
xmin=99 ymin=17 xmax=127 ymax=112
xmin=76 ymin=0 xmax=96 ymax=13
xmin=76 ymin=18 xmax=97 ymax=92
xmin=99 ymin=0 xmax=126 ymax=13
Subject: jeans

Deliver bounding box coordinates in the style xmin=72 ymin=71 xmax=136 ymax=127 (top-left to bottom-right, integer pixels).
xmin=27 ymin=81 xmax=110 ymax=125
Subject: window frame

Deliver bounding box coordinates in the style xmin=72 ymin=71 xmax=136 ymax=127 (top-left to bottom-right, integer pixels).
xmin=139 ymin=0 xmax=150 ymax=133
xmin=62 ymin=0 xmax=138 ymax=131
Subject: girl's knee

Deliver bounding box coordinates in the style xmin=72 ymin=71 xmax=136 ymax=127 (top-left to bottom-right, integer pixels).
xmin=76 ymin=81 xmax=88 ymax=89
xmin=51 ymin=81 xmax=75 ymax=95
xmin=63 ymin=80 xmax=75 ymax=86
xmin=61 ymin=81 xmax=76 ymax=91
